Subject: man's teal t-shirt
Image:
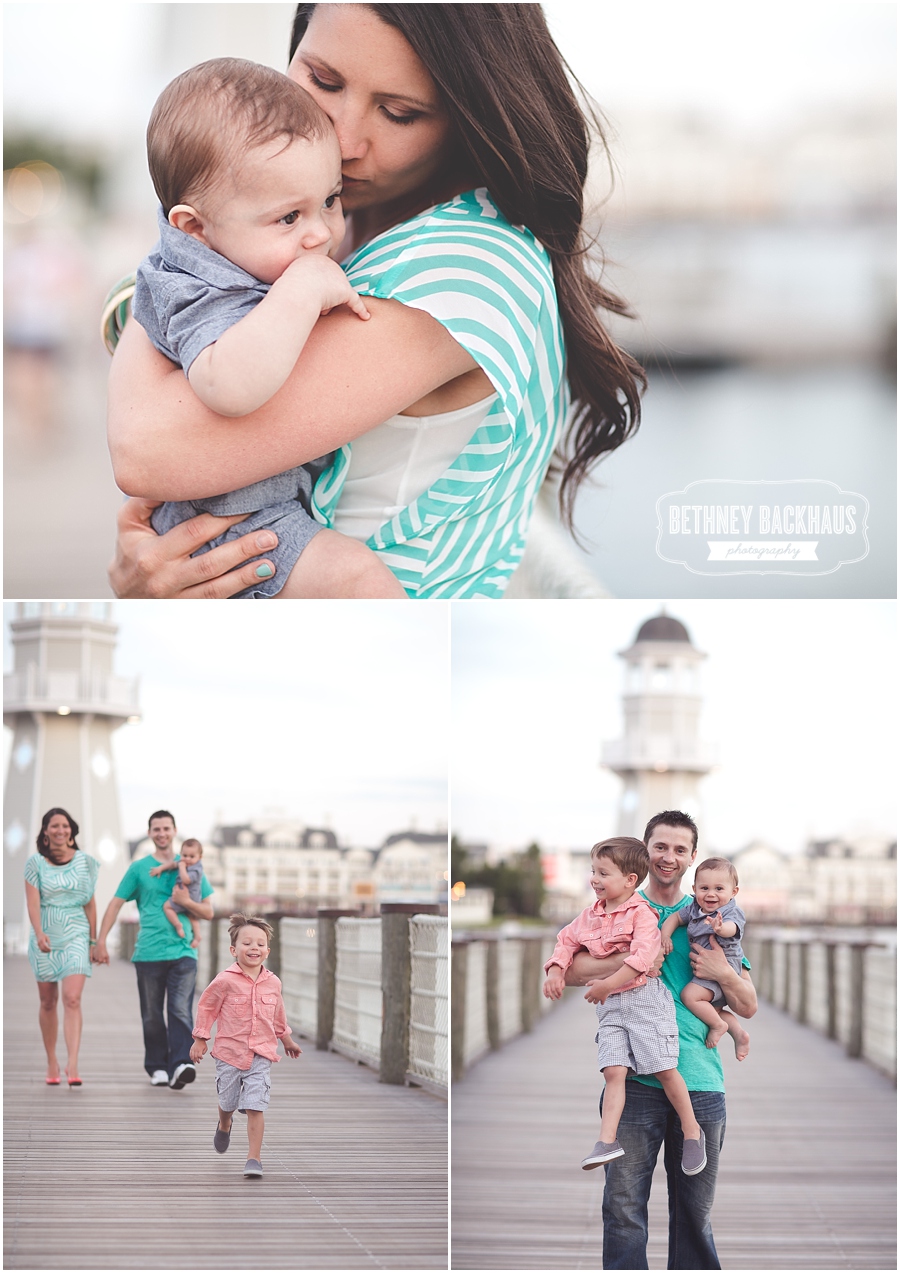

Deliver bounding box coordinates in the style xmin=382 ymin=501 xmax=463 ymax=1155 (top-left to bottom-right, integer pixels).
xmin=631 ymin=890 xmax=750 ymax=1094
xmin=115 ymin=855 xmax=213 ymax=962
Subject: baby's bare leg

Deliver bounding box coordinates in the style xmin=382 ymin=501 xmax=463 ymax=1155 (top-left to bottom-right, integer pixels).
xmin=681 ymin=982 xmax=729 ymax=1049
xmin=277 ymin=529 xmax=407 ymax=599
xmin=162 ymin=900 xmax=185 ymax=939
xmin=721 ymin=1010 xmax=750 ymax=1060
xmin=599 ymin=1065 xmax=630 ymax=1143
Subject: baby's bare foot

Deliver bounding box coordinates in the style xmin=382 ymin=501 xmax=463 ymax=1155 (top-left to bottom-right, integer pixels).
xmin=729 ymin=1022 xmax=750 ymax=1061
xmin=190 ymin=938 xmax=200 ymax=949
xmin=174 ymin=924 xmax=185 ymax=939
xmin=704 ymin=1019 xmax=729 ymax=1050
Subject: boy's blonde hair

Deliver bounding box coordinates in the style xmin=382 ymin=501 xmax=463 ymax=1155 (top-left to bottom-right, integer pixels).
xmin=147 ymin=57 xmax=331 ymax=215
xmin=180 ymin=838 xmax=202 ymax=856
xmin=590 ymin=836 xmax=649 ymax=884
xmin=228 ymin=912 xmax=274 ymax=946
xmin=694 ymin=857 xmax=739 ymax=888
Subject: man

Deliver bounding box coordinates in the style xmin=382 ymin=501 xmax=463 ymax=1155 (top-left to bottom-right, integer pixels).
xmin=94 ymin=811 xmax=214 ymax=1088
xmin=567 ymin=810 xmax=756 ymax=1270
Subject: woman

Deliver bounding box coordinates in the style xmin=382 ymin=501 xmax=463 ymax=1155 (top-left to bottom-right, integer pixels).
xmin=24 ymin=809 xmax=99 ymax=1085
xmin=108 ymin=4 xmax=644 ymax=598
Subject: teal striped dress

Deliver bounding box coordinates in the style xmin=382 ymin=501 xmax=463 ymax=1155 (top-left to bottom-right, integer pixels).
xmin=311 ymin=188 xmax=569 ymax=598
xmin=25 ymin=852 xmax=99 ymax=981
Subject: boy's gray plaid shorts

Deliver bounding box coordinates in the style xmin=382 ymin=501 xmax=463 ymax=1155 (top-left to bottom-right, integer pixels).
xmin=594 ymin=976 xmax=680 ymax=1075
xmin=215 ymin=1054 xmax=271 ymax=1112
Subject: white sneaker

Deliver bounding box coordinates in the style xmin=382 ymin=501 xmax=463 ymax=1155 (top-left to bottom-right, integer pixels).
xmin=150 ymin=1070 xmax=169 ymax=1085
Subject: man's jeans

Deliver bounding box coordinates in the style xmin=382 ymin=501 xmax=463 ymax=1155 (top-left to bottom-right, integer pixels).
xmin=134 ymin=957 xmax=197 ymax=1078
xmin=601 ymin=1081 xmax=726 ymax=1270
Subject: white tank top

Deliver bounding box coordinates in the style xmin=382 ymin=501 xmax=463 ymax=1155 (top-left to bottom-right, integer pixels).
xmin=331 ymin=394 xmax=497 ymax=542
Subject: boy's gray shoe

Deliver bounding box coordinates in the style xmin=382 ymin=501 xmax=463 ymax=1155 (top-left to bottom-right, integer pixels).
xmin=682 ymin=1130 xmax=707 ymax=1176
xmin=213 ymin=1124 xmax=231 ymax=1154
xmin=243 ymin=1158 xmax=263 ymax=1178
xmin=581 ymin=1140 xmax=625 ymax=1169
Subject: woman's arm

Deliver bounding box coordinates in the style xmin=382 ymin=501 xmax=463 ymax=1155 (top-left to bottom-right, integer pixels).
xmin=108 ymin=298 xmax=477 ymax=501
xmin=83 ymin=897 xmax=97 ymax=943
xmin=25 ymin=881 xmax=50 ymax=952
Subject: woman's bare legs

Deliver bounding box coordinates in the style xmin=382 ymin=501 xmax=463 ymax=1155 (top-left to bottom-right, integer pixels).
xmin=37 ymin=981 xmax=60 ymax=1079
xmin=61 ymin=974 xmax=86 ymax=1078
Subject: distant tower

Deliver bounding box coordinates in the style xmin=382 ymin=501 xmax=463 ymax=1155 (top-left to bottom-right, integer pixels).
xmin=3 ymin=603 xmax=140 ymax=947
xmin=602 ymin=612 xmax=715 ymax=838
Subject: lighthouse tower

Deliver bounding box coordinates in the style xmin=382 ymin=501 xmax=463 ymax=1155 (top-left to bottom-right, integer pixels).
xmin=602 ymin=612 xmax=715 ymax=839
xmin=3 ymin=603 xmax=140 ymax=947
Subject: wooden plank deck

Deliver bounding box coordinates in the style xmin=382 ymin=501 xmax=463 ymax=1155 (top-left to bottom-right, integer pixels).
xmin=4 ymin=956 xmax=447 ymax=1270
xmin=451 ymin=989 xmax=896 ymax=1270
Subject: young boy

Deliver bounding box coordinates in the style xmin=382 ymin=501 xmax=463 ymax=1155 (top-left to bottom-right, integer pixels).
xmin=543 ymin=837 xmax=707 ymax=1176
xmin=660 ymin=857 xmax=750 ymax=1061
xmin=132 ymin=57 xmax=405 ymax=600
xmin=149 ymin=837 xmax=205 ymax=948
xmin=190 ymin=913 xmax=301 ymax=1178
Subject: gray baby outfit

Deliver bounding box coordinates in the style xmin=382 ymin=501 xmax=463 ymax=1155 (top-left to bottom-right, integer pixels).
xmin=169 ymin=859 xmax=204 ymax=914
xmin=133 ymin=207 xmax=326 ymax=598
xmin=674 ymin=897 xmax=746 ymax=1007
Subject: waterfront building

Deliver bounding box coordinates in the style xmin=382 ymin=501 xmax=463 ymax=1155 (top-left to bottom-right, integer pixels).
xmin=3 ymin=602 xmax=139 ymax=947
xmin=374 ymin=830 xmax=449 ymax=906
xmin=602 ymin=612 xmax=716 ymax=839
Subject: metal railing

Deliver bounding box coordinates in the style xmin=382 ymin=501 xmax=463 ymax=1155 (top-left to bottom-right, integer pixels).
xmin=452 ymin=929 xmax=558 ymax=1080
xmin=333 ymin=917 xmax=383 ymax=1066
xmin=743 ymin=927 xmax=896 ymax=1080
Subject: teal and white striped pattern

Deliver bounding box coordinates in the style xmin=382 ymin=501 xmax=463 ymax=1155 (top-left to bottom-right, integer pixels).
xmin=25 ymin=852 xmax=100 ymax=981
xmin=311 ymin=189 xmax=568 ymax=598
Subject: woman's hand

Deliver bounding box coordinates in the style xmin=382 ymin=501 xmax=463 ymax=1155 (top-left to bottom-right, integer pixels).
xmin=36 ymin=932 xmax=51 ymax=953
xmin=108 ymin=498 xmax=281 ymax=598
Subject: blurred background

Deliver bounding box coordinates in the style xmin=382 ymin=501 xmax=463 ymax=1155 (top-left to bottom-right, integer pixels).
xmin=3 ymin=2 xmax=896 ymax=597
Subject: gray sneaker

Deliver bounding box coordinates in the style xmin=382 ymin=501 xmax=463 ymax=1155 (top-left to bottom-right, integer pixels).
xmin=243 ymin=1158 xmax=263 ymax=1178
xmin=581 ymin=1140 xmax=625 ymax=1170
xmin=213 ymin=1123 xmax=231 ymax=1154
xmin=682 ymin=1130 xmax=707 ymax=1176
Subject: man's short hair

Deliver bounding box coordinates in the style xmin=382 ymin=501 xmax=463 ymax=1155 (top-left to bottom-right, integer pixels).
xmin=147 ymin=57 xmax=331 ymax=215
xmin=228 ymin=912 xmax=273 ymax=947
xmin=180 ymin=838 xmax=203 ymax=856
xmin=643 ymin=810 xmax=698 ymax=852
xmin=148 ymin=810 xmax=176 ymax=828
xmin=590 ymin=837 xmax=650 ymax=884
xmin=694 ymin=857 xmax=739 ymax=888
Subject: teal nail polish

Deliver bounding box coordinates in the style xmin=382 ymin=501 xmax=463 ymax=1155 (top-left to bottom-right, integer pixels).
xmin=255 ymin=564 xmax=274 ymax=578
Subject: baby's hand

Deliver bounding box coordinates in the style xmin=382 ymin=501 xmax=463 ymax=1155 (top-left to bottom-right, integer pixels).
xmin=660 ymin=936 xmax=673 ymax=955
xmin=542 ymin=968 xmax=565 ymax=1000
xmin=704 ymin=910 xmax=723 ymax=934
xmin=149 ymin=865 xmax=163 ymax=877
xmin=279 ymin=254 xmax=370 ymax=321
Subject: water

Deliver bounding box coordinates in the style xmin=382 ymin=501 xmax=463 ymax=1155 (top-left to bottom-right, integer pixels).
xmin=572 ymin=364 xmax=896 ymax=597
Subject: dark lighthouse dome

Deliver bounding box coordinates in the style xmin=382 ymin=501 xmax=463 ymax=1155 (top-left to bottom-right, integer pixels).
xmin=635 ymin=614 xmax=691 ymax=643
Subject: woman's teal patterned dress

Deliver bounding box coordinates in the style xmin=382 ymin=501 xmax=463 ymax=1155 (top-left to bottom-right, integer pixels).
xmin=25 ymin=852 xmax=99 ymax=981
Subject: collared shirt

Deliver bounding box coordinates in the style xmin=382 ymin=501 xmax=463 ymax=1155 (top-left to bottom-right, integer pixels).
xmin=193 ymin=963 xmax=291 ymax=1069
xmin=544 ymin=892 xmax=662 ymax=995
xmin=114 ymin=854 xmax=213 ymax=963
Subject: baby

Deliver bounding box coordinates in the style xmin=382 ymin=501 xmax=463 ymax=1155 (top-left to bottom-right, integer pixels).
xmin=132 ymin=57 xmax=404 ymax=599
xmin=660 ymin=857 xmax=750 ymax=1060
xmin=149 ymin=837 xmax=205 ymax=948
xmin=543 ymin=837 xmax=707 ymax=1177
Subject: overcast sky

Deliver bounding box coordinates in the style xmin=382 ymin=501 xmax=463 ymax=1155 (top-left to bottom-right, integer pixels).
xmin=4 ymin=602 xmax=449 ymax=848
xmin=4 ymin=2 xmax=894 ymax=143
xmin=451 ymin=600 xmax=896 ymax=856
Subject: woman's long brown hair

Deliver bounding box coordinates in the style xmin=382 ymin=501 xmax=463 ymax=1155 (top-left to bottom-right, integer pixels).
xmin=290 ymin=3 xmax=645 ymax=528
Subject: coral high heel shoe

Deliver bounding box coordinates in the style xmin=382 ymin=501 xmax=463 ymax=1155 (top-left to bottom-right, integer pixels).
xmin=45 ymin=1076 xmax=61 ymax=1086
xmin=65 ymin=1070 xmax=82 ymax=1087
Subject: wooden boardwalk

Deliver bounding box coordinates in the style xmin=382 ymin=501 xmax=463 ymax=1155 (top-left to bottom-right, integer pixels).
xmin=4 ymin=956 xmax=447 ymax=1270
xmin=451 ymin=990 xmax=896 ymax=1270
